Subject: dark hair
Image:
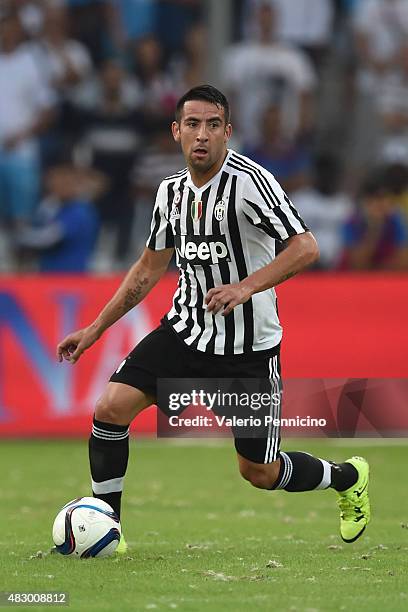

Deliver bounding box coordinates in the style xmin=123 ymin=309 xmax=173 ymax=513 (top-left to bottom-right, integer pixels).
xmin=175 ymin=84 xmax=230 ymax=124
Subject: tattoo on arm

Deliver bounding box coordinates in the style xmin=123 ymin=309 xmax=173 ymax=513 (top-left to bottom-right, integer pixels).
xmin=123 ymin=276 xmax=149 ymax=311
xmin=277 ymin=270 xmax=297 ymax=285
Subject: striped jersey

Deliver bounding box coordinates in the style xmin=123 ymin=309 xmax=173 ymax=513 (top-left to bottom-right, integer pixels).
xmin=147 ymin=149 xmax=308 ymax=356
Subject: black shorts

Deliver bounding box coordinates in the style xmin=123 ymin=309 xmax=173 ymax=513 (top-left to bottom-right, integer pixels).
xmin=110 ymin=321 xmax=282 ymax=464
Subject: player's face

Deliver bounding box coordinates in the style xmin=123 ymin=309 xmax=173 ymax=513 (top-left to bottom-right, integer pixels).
xmin=172 ymin=100 xmax=232 ymax=177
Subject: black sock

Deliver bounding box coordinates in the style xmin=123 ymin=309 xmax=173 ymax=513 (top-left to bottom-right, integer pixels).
xmin=329 ymin=462 xmax=359 ymax=492
xmin=88 ymin=417 xmax=129 ymax=518
xmin=273 ymin=451 xmax=332 ymax=491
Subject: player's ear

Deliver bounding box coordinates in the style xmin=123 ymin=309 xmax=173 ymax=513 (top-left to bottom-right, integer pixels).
xmin=172 ymin=121 xmax=181 ymax=142
xmin=224 ymin=123 xmax=232 ymax=143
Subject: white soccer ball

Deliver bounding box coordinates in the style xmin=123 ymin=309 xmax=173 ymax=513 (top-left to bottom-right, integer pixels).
xmin=52 ymin=497 xmax=121 ymax=558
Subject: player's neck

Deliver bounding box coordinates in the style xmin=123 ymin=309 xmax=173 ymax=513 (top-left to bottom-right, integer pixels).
xmin=188 ymin=150 xmax=228 ymax=189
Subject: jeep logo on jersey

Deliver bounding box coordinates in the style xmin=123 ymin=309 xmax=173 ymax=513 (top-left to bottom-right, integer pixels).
xmin=175 ymin=235 xmax=230 ymax=266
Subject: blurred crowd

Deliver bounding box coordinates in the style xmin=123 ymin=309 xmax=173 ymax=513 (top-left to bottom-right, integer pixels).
xmin=0 ymin=0 xmax=408 ymax=273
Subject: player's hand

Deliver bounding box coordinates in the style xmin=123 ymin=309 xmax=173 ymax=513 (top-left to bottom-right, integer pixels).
xmin=56 ymin=326 xmax=100 ymax=364
xmin=205 ymin=283 xmax=253 ymax=316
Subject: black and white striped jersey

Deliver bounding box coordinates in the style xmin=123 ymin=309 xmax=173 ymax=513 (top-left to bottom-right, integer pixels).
xmin=147 ymin=149 xmax=309 ymax=356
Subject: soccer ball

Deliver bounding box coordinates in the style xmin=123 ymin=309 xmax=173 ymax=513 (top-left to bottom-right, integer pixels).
xmin=52 ymin=497 xmax=121 ymax=558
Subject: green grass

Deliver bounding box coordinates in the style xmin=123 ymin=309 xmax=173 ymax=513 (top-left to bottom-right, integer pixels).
xmin=1 ymin=440 xmax=408 ymax=612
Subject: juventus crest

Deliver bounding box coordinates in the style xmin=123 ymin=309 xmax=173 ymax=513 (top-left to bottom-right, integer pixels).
xmin=214 ymin=198 xmax=226 ymax=221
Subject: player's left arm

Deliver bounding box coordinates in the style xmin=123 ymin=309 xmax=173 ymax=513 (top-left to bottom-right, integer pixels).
xmin=206 ymin=174 xmax=318 ymax=316
xmin=205 ymin=232 xmax=318 ymax=316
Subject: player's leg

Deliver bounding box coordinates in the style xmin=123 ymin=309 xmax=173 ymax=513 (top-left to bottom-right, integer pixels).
xmin=236 ymin=453 xmax=280 ymax=489
xmin=89 ymin=323 xmax=190 ymax=524
xmin=233 ymin=351 xmax=370 ymax=542
xmin=89 ymin=381 xmax=154 ymax=519
xmin=236 ymin=447 xmax=370 ymax=542
xmin=236 ymin=447 xmax=356 ymax=493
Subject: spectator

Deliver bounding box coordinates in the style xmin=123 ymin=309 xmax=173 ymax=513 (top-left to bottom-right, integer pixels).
xmin=133 ymin=35 xmax=178 ymax=119
xmin=131 ymin=116 xmax=184 ymax=258
xmin=341 ymin=172 xmax=408 ymax=270
xmin=375 ymin=43 xmax=408 ymax=162
xmin=223 ymin=1 xmax=316 ymax=148
xmin=0 ymin=8 xmax=55 ymax=231
xmin=66 ymin=0 xmax=109 ymax=65
xmin=30 ymin=3 xmax=94 ymax=162
xmin=156 ymin=0 xmax=202 ymax=57
xmin=245 ymin=0 xmax=335 ymax=69
xmin=349 ymin=0 xmax=408 ymax=169
xmin=36 ymin=4 xmax=93 ymax=100
xmin=15 ymin=164 xmax=100 ymax=272
xmin=106 ymin=0 xmax=157 ymax=54
xmin=16 ymin=0 xmax=47 ymax=39
xmin=242 ymin=103 xmax=312 ymax=194
xmin=292 ymin=154 xmax=353 ymax=269
xmin=72 ymin=51 xmax=143 ymax=111
xmin=274 ymin=0 xmax=334 ymax=63
xmin=383 ymin=162 xmax=408 ymax=222
xmin=74 ymin=59 xmax=144 ymax=265
xmin=171 ymin=21 xmax=206 ymax=93
xmin=353 ymin=0 xmax=408 ymax=93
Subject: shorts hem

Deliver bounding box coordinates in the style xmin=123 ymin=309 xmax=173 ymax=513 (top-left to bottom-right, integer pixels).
xmin=109 ymin=370 xmax=157 ymax=398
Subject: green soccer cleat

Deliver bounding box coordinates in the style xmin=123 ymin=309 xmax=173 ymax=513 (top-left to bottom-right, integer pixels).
xmin=336 ymin=456 xmax=370 ymax=543
xmin=116 ymin=533 xmax=128 ymax=555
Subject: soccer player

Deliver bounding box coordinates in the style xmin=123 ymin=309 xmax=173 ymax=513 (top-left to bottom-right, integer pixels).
xmin=57 ymin=85 xmax=370 ymax=551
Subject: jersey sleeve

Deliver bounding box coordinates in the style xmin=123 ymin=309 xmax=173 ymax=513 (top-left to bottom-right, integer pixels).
xmin=241 ymin=173 xmax=309 ymax=241
xmin=146 ymin=181 xmax=175 ymax=250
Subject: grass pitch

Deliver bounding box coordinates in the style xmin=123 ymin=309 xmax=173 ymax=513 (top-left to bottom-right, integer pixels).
xmin=1 ymin=439 xmax=407 ymax=611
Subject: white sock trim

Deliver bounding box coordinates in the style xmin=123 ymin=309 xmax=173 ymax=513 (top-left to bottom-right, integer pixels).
xmin=92 ymin=424 xmax=129 ymax=441
xmin=276 ymin=451 xmax=293 ymax=489
xmin=92 ymin=476 xmax=124 ymax=494
xmin=315 ymin=459 xmax=332 ymax=490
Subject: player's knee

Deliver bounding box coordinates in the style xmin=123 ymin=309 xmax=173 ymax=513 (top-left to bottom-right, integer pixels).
xmin=94 ymin=394 xmax=124 ymax=424
xmin=239 ymin=463 xmax=277 ymax=490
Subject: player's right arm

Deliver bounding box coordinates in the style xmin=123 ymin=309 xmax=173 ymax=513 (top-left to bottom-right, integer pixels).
xmin=57 ymin=247 xmax=174 ymax=364
xmin=57 ymin=181 xmax=175 ymax=364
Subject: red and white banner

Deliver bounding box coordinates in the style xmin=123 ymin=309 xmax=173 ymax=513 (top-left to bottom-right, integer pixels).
xmin=0 ymin=273 xmax=407 ymax=437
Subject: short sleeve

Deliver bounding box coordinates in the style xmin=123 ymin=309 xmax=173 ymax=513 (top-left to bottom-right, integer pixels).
xmin=241 ymin=173 xmax=309 ymax=241
xmin=146 ymin=182 xmax=175 ymax=250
